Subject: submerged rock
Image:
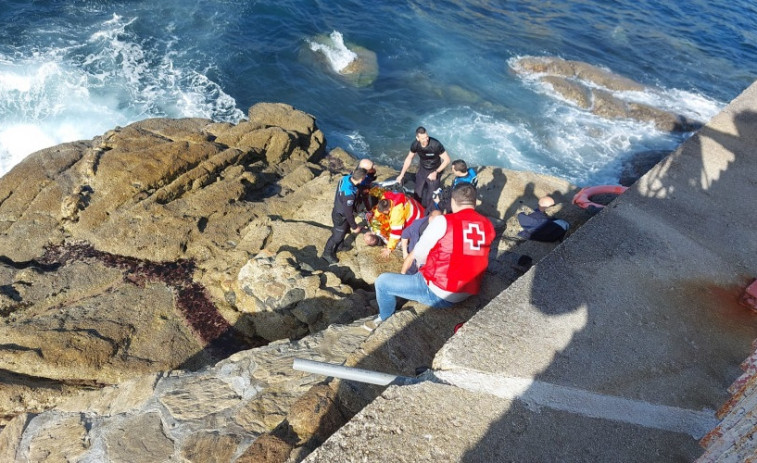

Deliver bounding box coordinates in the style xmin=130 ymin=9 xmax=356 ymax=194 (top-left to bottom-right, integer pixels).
xmin=511 ymin=56 xmax=703 ymax=132
xmin=305 ymin=32 xmax=379 ymax=87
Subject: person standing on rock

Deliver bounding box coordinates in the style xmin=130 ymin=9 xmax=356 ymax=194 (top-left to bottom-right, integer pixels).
xmin=367 ymin=183 xmax=494 ymax=328
xmin=322 ymin=167 xmax=368 ymax=264
xmin=395 ymin=126 xmax=451 ymax=210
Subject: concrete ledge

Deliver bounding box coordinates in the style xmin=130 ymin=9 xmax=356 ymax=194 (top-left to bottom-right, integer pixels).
xmin=306 ymin=381 xmax=703 ymax=462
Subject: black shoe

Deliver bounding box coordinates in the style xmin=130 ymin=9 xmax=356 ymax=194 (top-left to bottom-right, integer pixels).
xmin=322 ymin=252 xmax=338 ymax=265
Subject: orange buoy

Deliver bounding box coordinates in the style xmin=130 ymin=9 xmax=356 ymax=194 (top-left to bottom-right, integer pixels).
xmin=572 ymin=185 xmax=628 ymax=210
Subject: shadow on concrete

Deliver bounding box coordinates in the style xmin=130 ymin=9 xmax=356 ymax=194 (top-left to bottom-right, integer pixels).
xmin=456 ymin=108 xmax=757 ymax=461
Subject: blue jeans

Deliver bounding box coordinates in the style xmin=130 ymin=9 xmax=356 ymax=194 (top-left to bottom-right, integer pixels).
xmin=375 ymin=272 xmax=455 ymax=320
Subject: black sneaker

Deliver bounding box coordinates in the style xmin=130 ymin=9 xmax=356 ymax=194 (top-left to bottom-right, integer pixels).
xmin=322 ymin=252 xmax=338 ymax=265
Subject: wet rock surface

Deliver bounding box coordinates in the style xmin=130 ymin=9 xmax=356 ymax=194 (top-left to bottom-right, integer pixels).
xmin=511 ymin=56 xmax=703 ymax=132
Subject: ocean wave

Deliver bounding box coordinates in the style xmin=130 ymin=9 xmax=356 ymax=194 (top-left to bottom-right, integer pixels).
xmin=418 ymin=102 xmax=680 ymax=187
xmin=306 ymin=31 xmax=358 ymax=74
xmin=0 ymin=13 xmax=244 ymax=176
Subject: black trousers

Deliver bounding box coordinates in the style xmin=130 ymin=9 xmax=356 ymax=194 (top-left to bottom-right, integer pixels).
xmin=324 ymin=210 xmax=349 ymax=255
xmin=415 ymin=165 xmax=441 ymax=211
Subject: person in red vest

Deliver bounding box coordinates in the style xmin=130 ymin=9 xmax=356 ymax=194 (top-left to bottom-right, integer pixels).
xmin=367 ymin=183 xmax=495 ymax=328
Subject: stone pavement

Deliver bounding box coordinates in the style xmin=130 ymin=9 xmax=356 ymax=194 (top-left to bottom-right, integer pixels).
xmin=305 ymin=81 xmax=757 ymax=462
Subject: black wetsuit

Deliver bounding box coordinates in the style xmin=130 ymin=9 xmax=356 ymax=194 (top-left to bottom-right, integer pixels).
xmin=410 ymin=137 xmax=446 ymax=209
xmin=324 ymin=174 xmax=360 ymax=259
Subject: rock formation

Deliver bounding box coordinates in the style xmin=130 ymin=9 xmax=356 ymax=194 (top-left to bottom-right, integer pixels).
xmin=305 ymin=33 xmax=379 ymax=87
xmin=0 ymin=103 xmax=606 ymax=461
xmin=510 ymin=56 xmax=702 ymax=132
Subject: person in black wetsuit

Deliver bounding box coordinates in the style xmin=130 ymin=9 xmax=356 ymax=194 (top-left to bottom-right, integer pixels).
xmin=322 ymin=167 xmax=368 ymax=264
xmin=395 ymin=126 xmax=451 ymax=210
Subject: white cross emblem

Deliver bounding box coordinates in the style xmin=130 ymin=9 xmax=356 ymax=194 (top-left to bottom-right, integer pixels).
xmin=463 ymin=223 xmax=485 ymax=251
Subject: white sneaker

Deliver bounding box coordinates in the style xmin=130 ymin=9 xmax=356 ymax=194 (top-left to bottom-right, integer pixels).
xmin=362 ymin=316 xmax=383 ymax=332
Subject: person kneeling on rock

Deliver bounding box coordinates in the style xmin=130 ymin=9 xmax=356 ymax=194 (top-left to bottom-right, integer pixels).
xmin=365 ymin=183 xmax=494 ymax=330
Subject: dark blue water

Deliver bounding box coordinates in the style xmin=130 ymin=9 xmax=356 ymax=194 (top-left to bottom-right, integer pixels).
xmin=1 ymin=0 xmax=755 ymax=185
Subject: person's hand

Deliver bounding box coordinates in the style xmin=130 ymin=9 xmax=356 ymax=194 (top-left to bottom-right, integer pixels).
xmin=427 ymin=171 xmax=438 ymax=181
xmin=353 ymin=225 xmax=365 ymax=233
xmin=380 ymin=247 xmax=393 ymax=259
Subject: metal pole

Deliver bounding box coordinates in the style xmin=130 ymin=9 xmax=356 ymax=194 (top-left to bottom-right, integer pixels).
xmin=293 ymin=358 xmax=410 ymax=386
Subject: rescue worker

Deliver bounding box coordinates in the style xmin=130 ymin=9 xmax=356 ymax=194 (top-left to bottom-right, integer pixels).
xmin=364 ymin=190 xmax=424 ymax=258
xmin=322 ymin=167 xmax=367 ymax=264
xmin=432 ymin=159 xmax=478 ymax=213
xmin=395 ymin=126 xmax=451 ymax=210
xmin=356 ymin=158 xmax=377 ymax=213
xmin=367 ymin=183 xmax=495 ymax=328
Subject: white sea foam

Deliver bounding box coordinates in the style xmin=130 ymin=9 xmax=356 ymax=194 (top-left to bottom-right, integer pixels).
xmin=613 ymin=88 xmax=723 ymax=124
xmin=508 ymin=55 xmax=724 ymax=126
xmin=0 ymin=13 xmax=244 ymax=176
xmin=307 ymin=31 xmax=358 ymax=74
xmin=501 ymin=56 xmax=727 ymax=184
xmin=419 ymin=100 xmax=682 ymax=187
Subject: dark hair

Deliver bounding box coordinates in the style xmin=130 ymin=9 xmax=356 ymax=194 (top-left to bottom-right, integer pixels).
xmin=452 ymin=159 xmax=467 ymax=173
xmin=377 ymin=198 xmax=391 ymax=213
xmin=364 ymin=233 xmax=380 ymax=246
xmin=415 ymin=126 xmax=427 ymax=135
xmin=351 ymin=167 xmax=368 ymax=183
xmin=451 ymin=182 xmax=476 ymax=206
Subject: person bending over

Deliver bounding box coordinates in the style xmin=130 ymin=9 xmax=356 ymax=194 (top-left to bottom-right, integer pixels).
xmin=363 ymin=191 xmax=424 ymax=259
xmin=368 ymin=183 xmax=494 ymax=328
xmin=322 ymin=167 xmax=367 ymax=264
xmin=395 ymin=126 xmax=451 ymax=210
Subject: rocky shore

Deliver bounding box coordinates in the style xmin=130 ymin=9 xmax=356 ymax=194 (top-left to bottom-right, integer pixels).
xmin=0 ymin=102 xmax=624 ymax=461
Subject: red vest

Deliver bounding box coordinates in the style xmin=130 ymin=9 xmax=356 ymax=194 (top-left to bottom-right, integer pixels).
xmin=421 ymin=208 xmax=495 ymax=294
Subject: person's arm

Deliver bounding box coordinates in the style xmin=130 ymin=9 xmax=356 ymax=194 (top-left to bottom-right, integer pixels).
xmin=386 ymin=205 xmax=405 ymax=251
xmin=396 ymin=151 xmax=415 ymax=184
xmin=427 ymin=150 xmax=451 ymax=181
xmin=401 ymin=238 xmax=410 ymax=258
xmin=341 ymin=192 xmax=362 ymax=231
xmin=400 ymin=250 xmax=416 ymax=274
xmin=412 ymin=216 xmax=447 ymax=266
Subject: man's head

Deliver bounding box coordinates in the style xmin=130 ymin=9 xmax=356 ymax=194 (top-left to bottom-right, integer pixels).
xmin=376 ymin=198 xmax=392 ymax=214
xmin=538 ymin=195 xmax=555 ymax=211
xmin=451 ymin=159 xmax=468 ymax=176
xmin=358 ymin=158 xmax=374 ymax=172
xmin=363 ymin=232 xmax=380 ymax=246
xmin=415 ymin=126 xmax=429 ymax=146
xmin=450 ymin=183 xmax=477 ymax=212
xmin=350 ymin=167 xmax=368 ymax=184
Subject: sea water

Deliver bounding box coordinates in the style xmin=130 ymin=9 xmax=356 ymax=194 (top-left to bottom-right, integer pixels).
xmin=0 ymin=0 xmax=755 ymax=185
